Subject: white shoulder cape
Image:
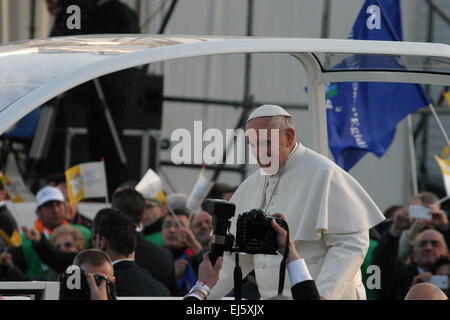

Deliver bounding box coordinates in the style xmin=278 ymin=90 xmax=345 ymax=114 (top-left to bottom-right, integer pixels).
xmin=228 ymin=142 xmax=385 ymax=241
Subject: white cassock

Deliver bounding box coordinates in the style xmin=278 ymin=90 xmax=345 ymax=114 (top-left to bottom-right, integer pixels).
xmin=208 ymin=142 xmax=385 ymax=300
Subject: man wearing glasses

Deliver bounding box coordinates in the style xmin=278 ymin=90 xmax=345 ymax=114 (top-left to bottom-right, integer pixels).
xmin=142 ymin=199 xmax=166 ymax=246
xmin=373 ymin=221 xmax=448 ymax=299
xmin=161 ymin=210 xmax=206 ymax=296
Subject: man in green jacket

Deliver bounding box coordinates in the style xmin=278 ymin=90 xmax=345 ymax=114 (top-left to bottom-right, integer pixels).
xmin=3 ymin=186 xmax=90 ymax=280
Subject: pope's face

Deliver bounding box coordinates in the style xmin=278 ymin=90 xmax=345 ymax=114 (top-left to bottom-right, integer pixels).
xmin=245 ymin=117 xmax=294 ymax=175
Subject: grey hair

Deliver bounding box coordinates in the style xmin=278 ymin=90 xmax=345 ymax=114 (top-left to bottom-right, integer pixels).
xmin=269 ymin=115 xmax=295 ymax=131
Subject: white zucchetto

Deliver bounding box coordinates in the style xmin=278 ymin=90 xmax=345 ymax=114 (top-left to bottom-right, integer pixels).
xmin=247 ymin=104 xmax=291 ymax=123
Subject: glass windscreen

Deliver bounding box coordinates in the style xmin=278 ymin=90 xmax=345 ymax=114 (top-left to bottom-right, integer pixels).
xmin=315 ymin=52 xmax=450 ymax=74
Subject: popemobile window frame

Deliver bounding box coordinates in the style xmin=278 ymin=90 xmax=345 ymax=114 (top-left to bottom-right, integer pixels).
xmin=0 ymin=35 xmax=448 ymax=158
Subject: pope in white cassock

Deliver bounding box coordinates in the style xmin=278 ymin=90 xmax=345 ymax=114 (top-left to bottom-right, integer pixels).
xmin=208 ymin=104 xmax=385 ymax=300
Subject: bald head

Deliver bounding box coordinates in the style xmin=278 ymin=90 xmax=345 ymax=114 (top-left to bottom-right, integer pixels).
xmin=413 ymin=229 xmax=448 ymax=270
xmin=404 ymin=283 xmax=448 ymax=300
xmin=415 ymin=229 xmax=447 ymax=250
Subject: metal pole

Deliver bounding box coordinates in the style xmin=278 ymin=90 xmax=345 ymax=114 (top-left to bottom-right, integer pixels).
xmin=243 ymin=0 xmax=254 ymax=105
xmin=1 ymin=0 xmax=10 ymax=43
xmin=321 ymin=0 xmax=330 ymax=38
xmin=425 ymin=3 xmax=434 ymax=97
xmin=158 ymin=0 xmax=179 ymax=34
xmin=93 ymin=79 xmax=128 ymax=166
xmin=143 ymin=0 xmax=179 ymax=72
xmin=419 ymin=114 xmax=429 ymax=191
xmin=240 ymin=0 xmax=254 ymax=181
xmin=163 ymin=95 xmax=308 ymax=111
xmin=321 ymin=0 xmax=331 ymax=68
xmin=407 ymin=115 xmax=418 ymax=195
xmin=428 ymin=104 xmax=450 ymax=148
xmin=29 ymin=0 xmax=36 ymax=39
xmin=426 ymin=0 xmax=450 ymax=24
xmin=135 ymin=0 xmax=142 ymax=27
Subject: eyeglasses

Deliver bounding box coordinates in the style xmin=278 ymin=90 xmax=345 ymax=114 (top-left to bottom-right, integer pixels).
xmin=162 ymin=221 xmax=184 ymax=230
xmin=418 ymin=240 xmax=441 ymax=248
xmin=145 ymin=202 xmax=162 ymax=209
xmin=56 ymin=241 xmax=75 ymax=250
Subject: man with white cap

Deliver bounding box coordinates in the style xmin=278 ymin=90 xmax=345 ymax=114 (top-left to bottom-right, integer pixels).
xmin=5 ymin=186 xmax=90 ymax=280
xmin=208 ymin=104 xmax=385 ymax=300
xmin=33 ymin=186 xmax=67 ymax=238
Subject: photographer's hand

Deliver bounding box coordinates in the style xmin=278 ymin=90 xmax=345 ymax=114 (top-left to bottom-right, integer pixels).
xmin=86 ymin=273 xmax=108 ymax=300
xmin=271 ymin=213 xmax=300 ymax=263
xmin=198 ymin=251 xmax=223 ymax=289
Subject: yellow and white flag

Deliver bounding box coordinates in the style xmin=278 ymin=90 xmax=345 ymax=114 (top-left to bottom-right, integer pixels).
xmin=186 ymin=166 xmax=214 ymax=218
xmin=444 ymin=90 xmax=450 ymax=108
xmin=434 ymin=147 xmax=450 ymax=196
xmin=135 ymin=169 xmax=167 ymax=205
xmin=0 ymin=153 xmax=36 ymax=202
xmin=0 ymin=172 xmax=35 ymax=203
xmin=65 ymin=161 xmax=108 ymax=205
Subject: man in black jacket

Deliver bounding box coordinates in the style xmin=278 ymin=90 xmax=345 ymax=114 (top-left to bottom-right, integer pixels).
xmin=97 ymin=209 xmax=169 ymax=297
xmin=372 ymin=210 xmax=448 ymax=300
xmin=112 ymin=188 xmax=179 ymax=295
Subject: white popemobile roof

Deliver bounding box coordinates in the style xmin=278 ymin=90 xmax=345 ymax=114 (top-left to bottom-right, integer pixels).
xmin=0 ymin=34 xmax=449 ymax=155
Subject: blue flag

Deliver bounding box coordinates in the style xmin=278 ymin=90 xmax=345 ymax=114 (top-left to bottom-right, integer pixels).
xmin=326 ymin=0 xmax=430 ymax=171
xmin=2 ymin=108 xmax=41 ymax=140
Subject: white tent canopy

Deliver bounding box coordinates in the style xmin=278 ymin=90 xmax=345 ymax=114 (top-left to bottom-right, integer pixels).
xmin=0 ymin=35 xmax=449 ymax=156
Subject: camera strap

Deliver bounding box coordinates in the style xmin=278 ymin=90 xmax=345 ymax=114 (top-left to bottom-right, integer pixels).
xmin=234 ymin=253 xmax=242 ymax=300
xmin=278 ymin=224 xmax=290 ymax=295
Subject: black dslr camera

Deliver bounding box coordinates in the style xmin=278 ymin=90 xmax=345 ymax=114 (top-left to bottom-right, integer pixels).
xmin=59 ymin=265 xmax=116 ymax=300
xmin=204 ymin=199 xmax=288 ymax=264
xmin=236 ymin=208 xmax=288 ymax=255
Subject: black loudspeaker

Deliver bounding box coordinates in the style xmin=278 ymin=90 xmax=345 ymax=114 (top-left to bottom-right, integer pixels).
xmin=57 ymin=71 xmax=163 ymax=130
xmin=29 ymin=71 xmax=163 ymax=192
xmin=123 ymin=72 xmax=163 ymax=130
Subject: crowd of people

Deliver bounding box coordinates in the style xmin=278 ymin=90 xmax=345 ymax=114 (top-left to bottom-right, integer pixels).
xmin=0 ymin=180 xmax=236 ymax=299
xmin=0 ymin=170 xmax=448 ymax=300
